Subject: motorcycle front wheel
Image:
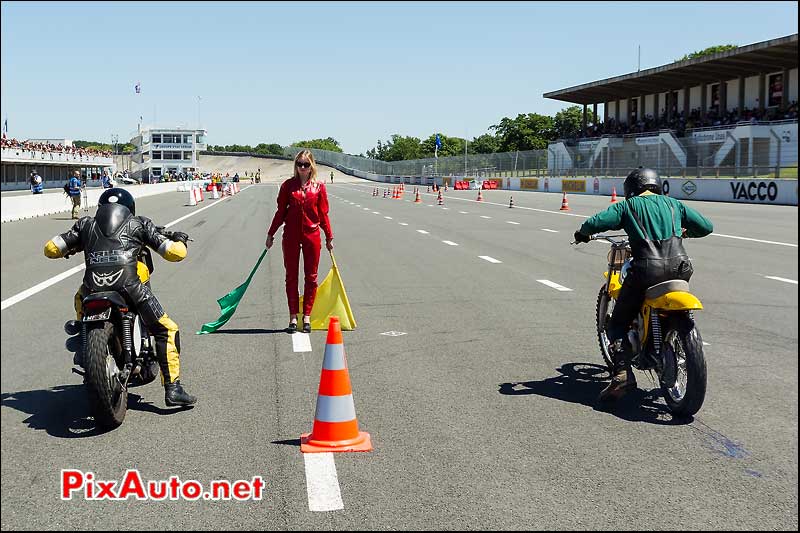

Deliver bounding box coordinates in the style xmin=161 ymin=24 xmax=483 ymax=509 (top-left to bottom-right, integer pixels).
xmin=84 ymin=322 xmax=127 ymax=429
xmin=595 ymin=285 xmax=615 ymax=369
xmin=660 ymin=313 xmax=707 ymax=417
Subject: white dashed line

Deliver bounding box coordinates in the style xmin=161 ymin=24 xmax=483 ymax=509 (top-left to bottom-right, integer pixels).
xmin=399 ymin=223 xmax=409 ymax=226
xmin=384 ymin=216 xmax=393 ymax=220
xmin=442 ymin=241 xmax=459 ymax=246
xmin=417 ymin=230 xmax=430 ymax=234
xmin=536 ymin=279 xmax=573 ymax=292
xmin=480 ymin=215 xmax=492 ymax=219
xmin=479 ymin=256 xmax=502 ymax=263
xmin=541 ymin=229 xmax=559 ymax=233
xmin=459 ymin=211 xmax=468 ymax=214
xmin=506 ymin=221 xmax=520 ymax=225
xmin=291 ymin=333 xmax=312 ymax=352
xmin=304 ymin=453 xmax=344 ymax=512
xmin=372 ymin=211 xmax=380 ymax=214
xmin=764 ymin=276 xmax=798 ymax=284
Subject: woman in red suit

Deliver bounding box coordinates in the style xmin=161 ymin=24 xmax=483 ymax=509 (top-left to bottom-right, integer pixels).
xmin=266 ymin=150 xmax=334 ymax=333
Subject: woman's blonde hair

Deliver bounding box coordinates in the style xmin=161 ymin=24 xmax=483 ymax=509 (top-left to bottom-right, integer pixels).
xmin=293 ymin=150 xmax=318 ymax=182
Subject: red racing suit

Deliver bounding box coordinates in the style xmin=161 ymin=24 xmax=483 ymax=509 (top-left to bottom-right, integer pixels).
xmin=267 ymin=177 xmax=333 ymax=316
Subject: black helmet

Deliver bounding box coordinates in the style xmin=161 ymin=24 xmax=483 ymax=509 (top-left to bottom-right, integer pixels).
xmin=98 ymin=187 xmax=135 ymax=215
xmin=623 ymin=167 xmax=661 ymax=199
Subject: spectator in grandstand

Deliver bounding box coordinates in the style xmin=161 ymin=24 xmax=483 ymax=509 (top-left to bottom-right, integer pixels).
xmin=265 ymin=150 xmax=334 ymax=334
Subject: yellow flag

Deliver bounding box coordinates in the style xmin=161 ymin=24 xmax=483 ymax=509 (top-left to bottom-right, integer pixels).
xmin=299 ymin=252 xmax=356 ymax=330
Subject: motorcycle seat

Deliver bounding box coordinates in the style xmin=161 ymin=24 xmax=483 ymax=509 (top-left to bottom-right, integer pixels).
xmin=645 ymin=279 xmax=690 ymax=299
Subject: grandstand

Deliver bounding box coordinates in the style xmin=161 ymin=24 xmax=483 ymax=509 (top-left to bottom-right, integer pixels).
xmin=543 ymin=33 xmax=798 ymax=178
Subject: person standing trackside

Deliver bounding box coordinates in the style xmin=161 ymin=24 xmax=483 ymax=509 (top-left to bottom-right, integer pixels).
xmin=330 ymin=170 xmax=334 ymax=183
xmin=67 ymin=170 xmax=82 ymax=219
xmin=265 ymin=150 xmax=334 ymax=333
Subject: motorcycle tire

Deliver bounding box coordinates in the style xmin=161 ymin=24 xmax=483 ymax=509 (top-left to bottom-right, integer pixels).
xmin=595 ymin=286 xmax=615 ymax=370
xmin=660 ymin=313 xmax=707 ymax=417
xmin=84 ymin=322 xmax=127 ymax=429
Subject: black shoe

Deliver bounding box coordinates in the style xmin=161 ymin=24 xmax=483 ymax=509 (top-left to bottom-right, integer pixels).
xmin=286 ymin=322 xmax=297 ymax=334
xmin=165 ymin=380 xmax=197 ymax=406
xmin=302 ymin=322 xmax=311 ymax=333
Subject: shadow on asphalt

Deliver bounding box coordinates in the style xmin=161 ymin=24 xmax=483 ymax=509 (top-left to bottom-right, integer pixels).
xmin=498 ymin=362 xmax=692 ymax=425
xmin=203 ymin=328 xmax=288 ymax=335
xmin=271 ymin=438 xmax=301 ymax=447
xmin=1 ymin=385 xmax=192 ymax=438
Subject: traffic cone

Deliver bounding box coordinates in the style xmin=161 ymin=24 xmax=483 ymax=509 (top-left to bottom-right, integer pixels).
xmin=415 ymin=189 xmax=422 ymax=203
xmin=477 ymin=189 xmax=483 ymax=202
xmin=300 ymin=317 xmax=372 ymax=453
xmin=212 ymin=186 xmax=220 ymax=199
xmin=610 ymin=187 xmax=618 ymax=203
xmin=444 ymin=183 xmax=448 ymax=192
xmin=427 ymin=185 xmax=430 ymax=193
xmin=560 ymin=191 xmax=570 ymax=211
xmin=437 ymin=191 xmax=443 ymax=206
xmin=187 ymin=186 xmax=197 ymax=206
xmin=509 ymin=196 xmax=514 ymax=208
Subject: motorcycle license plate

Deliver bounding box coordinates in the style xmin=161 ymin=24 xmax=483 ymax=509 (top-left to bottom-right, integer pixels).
xmin=84 ymin=308 xmax=112 ymax=321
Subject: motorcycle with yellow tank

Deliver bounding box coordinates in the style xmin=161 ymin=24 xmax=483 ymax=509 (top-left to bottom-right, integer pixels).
xmin=592 ymin=234 xmax=707 ymax=417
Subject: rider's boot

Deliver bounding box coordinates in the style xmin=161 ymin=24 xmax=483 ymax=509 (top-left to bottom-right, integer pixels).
xmin=599 ymin=339 xmax=637 ymax=402
xmin=165 ymin=380 xmax=197 ymax=407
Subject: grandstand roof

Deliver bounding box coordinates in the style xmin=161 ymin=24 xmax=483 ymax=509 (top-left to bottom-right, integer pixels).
xmin=543 ymin=33 xmax=798 ymax=105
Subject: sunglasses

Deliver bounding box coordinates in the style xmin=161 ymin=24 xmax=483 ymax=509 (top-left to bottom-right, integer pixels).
xmin=296 ymin=161 xmax=311 ymax=169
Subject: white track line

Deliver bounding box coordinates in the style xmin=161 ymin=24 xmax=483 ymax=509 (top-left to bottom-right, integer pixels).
xmin=291 ymin=333 xmax=312 ymax=352
xmin=416 ymin=230 xmax=430 ymax=234
xmin=1 ymin=194 xmax=232 ymax=311
xmin=479 ymin=256 xmax=502 ymax=263
xmin=536 ymin=279 xmax=573 ymax=292
xmin=764 ymin=276 xmax=798 ymax=284
xmin=442 ymin=241 xmax=459 ymax=246
xmin=303 ymin=453 xmax=344 ymax=512
xmin=399 ymin=222 xmax=408 ymax=226
xmin=506 ymin=221 xmax=520 ymax=225
xmin=384 ymin=216 xmax=393 ymax=220
xmin=712 ymin=233 xmax=797 ymax=248
xmin=541 ymin=229 xmax=559 ymax=233
xmin=480 ymin=215 xmax=492 ymax=219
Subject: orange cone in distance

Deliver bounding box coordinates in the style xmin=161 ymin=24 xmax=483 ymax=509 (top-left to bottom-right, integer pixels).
xmin=300 ymin=317 xmax=372 ymax=453
xmin=560 ymin=191 xmax=570 ymax=211
xmin=610 ymin=187 xmax=618 ymax=203
xmin=415 ymin=189 xmax=422 ymax=203
xmin=477 ymin=189 xmax=484 ymax=202
xmin=437 ymin=191 xmax=443 ymax=206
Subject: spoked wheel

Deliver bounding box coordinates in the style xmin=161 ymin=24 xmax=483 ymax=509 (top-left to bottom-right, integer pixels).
xmin=595 ymin=286 xmax=615 ymax=370
xmin=84 ymin=322 xmax=127 ymax=429
xmin=660 ymin=314 xmax=707 ymax=417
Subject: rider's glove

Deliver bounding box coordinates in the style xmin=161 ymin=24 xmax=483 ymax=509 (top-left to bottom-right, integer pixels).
xmin=169 ymin=231 xmax=190 ymax=245
xmin=573 ymin=230 xmax=590 ymax=243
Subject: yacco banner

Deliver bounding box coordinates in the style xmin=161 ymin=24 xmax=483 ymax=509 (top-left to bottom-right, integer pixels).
xmin=634 ymin=136 xmax=661 ymax=146
xmin=562 ymin=179 xmax=586 ymax=193
xmin=520 ymin=178 xmax=539 ymax=190
xmin=661 ymin=178 xmax=797 ymax=205
xmin=691 ymin=130 xmax=728 ymax=144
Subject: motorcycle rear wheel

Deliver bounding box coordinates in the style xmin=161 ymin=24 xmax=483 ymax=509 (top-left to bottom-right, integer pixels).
xmin=660 ymin=314 xmax=707 ymax=417
xmin=85 ymin=322 xmax=127 ymax=429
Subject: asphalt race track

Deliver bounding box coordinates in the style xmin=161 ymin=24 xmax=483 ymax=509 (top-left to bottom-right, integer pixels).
xmin=1 ymin=162 xmax=797 ymax=530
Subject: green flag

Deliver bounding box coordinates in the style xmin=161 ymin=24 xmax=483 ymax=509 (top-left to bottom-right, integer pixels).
xmin=197 ymin=249 xmax=267 ymax=334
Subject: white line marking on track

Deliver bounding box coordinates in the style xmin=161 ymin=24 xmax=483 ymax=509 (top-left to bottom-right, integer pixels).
xmin=399 ymin=222 xmax=409 ymax=226
xmin=480 ymin=215 xmax=492 ymax=219
xmin=372 ymin=211 xmax=380 ymax=214
xmin=703 ymin=342 xmax=711 ymax=346
xmin=459 ymin=211 xmax=468 ymax=214
xmin=442 ymin=241 xmax=459 ymax=246
xmin=384 ymin=216 xmax=393 ymax=219
xmin=417 ymin=230 xmax=429 ymax=234
xmin=1 ymin=193 xmax=230 ymax=311
xmin=292 ymin=333 xmax=312 ymax=352
xmin=304 ymin=453 xmax=344 ymax=512
xmin=506 ymin=221 xmax=520 ymax=225
xmin=712 ymin=233 xmax=797 ymax=248
xmin=479 ymin=256 xmax=502 ymax=263
xmin=541 ymin=229 xmax=559 ymax=233
xmin=764 ymin=275 xmax=798 ymax=284
xmin=536 ymin=279 xmax=573 ymax=291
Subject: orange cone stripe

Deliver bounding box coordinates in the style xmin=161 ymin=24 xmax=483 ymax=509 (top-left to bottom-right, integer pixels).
xmin=318 ymin=369 xmax=352 ymax=396
xmin=310 ymin=420 xmax=360 ymax=443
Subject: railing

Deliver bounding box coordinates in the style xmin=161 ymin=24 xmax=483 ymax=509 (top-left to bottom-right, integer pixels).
xmin=1 ymin=147 xmax=114 ymax=165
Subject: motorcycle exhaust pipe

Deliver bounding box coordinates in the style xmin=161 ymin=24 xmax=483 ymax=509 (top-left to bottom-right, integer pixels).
xmin=64 ymin=320 xmax=81 ymax=336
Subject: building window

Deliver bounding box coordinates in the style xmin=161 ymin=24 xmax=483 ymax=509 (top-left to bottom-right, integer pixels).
xmin=196 ymin=134 xmax=205 ymax=144
xmin=184 ymin=151 xmax=193 ymax=160
xmin=152 ymin=168 xmax=162 ymax=176
xmin=183 ymin=135 xmax=191 ymax=144
xmin=151 ymin=134 xmax=161 ymax=143
xmin=152 ymin=151 xmax=162 ymax=160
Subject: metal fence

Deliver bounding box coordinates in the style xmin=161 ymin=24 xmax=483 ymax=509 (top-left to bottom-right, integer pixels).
xmin=277 ymin=119 xmax=797 ymax=180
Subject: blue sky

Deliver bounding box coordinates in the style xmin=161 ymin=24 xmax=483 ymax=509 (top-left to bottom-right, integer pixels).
xmin=1 ymin=1 xmax=797 ymax=154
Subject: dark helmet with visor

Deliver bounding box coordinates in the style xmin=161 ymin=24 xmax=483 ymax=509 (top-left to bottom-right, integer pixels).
xmin=623 ymin=167 xmax=662 ymax=199
xmin=98 ymin=187 xmax=136 ymax=215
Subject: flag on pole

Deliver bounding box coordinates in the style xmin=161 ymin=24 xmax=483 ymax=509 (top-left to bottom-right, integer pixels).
xmin=298 ymin=252 xmax=356 ymax=330
xmin=196 ymin=249 xmax=268 ymax=334
xmin=135 ymin=82 xmax=141 ymax=94
xmin=435 ymin=133 xmax=441 ymax=158
xmin=2 ymin=118 xmax=7 ymax=133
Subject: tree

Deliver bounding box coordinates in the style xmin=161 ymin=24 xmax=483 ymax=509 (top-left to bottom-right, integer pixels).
xmin=469 ymin=133 xmax=499 ymax=154
xmin=676 ymin=44 xmax=737 ymax=62
xmin=420 ymin=133 xmax=465 ymax=158
xmin=254 ymin=143 xmax=284 ymax=156
xmin=291 ymin=137 xmax=343 ymax=153
xmin=490 ymin=113 xmax=554 ymax=151
xmin=553 ymin=105 xmax=597 ymax=140
xmin=380 ymin=134 xmax=423 ymax=161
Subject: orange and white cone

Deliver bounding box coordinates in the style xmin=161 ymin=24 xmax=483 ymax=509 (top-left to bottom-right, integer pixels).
xmin=610 ymin=187 xmax=618 ymax=203
xmin=477 ymin=189 xmax=484 ymax=202
xmin=559 ymin=191 xmax=570 ymax=211
xmin=509 ymin=196 xmax=514 ymax=208
xmin=187 ymin=186 xmax=197 ymax=206
xmin=212 ymin=186 xmax=220 ymax=200
xmin=301 ymin=317 xmax=372 ymax=453
xmin=415 ymin=189 xmax=422 ymax=203
xmin=437 ymin=191 xmax=443 ymax=206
